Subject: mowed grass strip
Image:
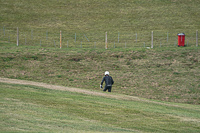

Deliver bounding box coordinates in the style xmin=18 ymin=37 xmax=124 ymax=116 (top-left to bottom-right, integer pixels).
xmin=0 ymin=82 xmax=200 ymax=132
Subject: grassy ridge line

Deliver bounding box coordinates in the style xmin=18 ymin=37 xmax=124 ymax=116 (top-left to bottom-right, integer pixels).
xmin=1 ymin=82 xmax=200 ymax=132
xmin=0 ymin=77 xmax=199 ymax=111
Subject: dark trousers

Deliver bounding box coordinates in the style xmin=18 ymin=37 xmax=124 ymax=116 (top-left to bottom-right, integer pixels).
xmin=103 ymin=86 xmax=112 ymax=92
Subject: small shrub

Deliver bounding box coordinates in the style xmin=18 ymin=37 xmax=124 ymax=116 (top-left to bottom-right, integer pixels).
xmin=2 ymin=57 xmax=14 ymax=62
xmin=69 ymin=79 xmax=74 ymax=81
xmin=57 ymin=75 xmax=62 ymax=78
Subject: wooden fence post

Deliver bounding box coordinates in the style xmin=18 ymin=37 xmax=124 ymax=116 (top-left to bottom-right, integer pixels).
xmin=75 ymin=33 xmax=76 ymax=43
xmin=17 ymin=27 xmax=19 ymax=46
xmin=136 ymin=33 xmax=137 ymax=43
xmin=25 ymin=36 xmax=26 ymax=45
xmin=118 ymin=32 xmax=119 ymax=43
xmin=105 ymin=32 xmax=107 ymax=49
xmin=67 ymin=41 xmax=68 ymax=48
xmin=60 ymin=30 xmax=62 ymax=48
xmin=196 ymin=30 xmax=198 ymax=47
xmin=31 ymin=29 xmax=33 ymax=40
xmin=3 ymin=26 xmax=5 ymax=36
xmin=46 ymin=31 xmax=48 ymax=40
xmin=167 ymin=32 xmax=168 ymax=42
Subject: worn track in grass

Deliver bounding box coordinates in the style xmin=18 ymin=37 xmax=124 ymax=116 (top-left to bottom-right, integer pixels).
xmin=0 ymin=77 xmax=199 ymax=111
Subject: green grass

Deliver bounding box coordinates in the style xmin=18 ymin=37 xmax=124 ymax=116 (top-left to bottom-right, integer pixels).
xmin=0 ymin=0 xmax=200 ymax=132
xmin=1 ymin=82 xmax=200 ymax=132
xmin=0 ymin=0 xmax=200 ymax=47
xmin=0 ymin=44 xmax=200 ymax=105
xmin=1 ymin=0 xmax=200 ymax=31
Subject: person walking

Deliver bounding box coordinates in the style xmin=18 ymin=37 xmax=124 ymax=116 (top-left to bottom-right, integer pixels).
xmin=100 ymin=71 xmax=114 ymax=92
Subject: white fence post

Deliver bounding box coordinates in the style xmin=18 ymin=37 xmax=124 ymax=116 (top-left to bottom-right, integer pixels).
xmin=151 ymin=31 xmax=153 ymax=48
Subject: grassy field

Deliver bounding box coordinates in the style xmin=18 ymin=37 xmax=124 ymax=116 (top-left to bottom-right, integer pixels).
xmin=1 ymin=82 xmax=200 ymax=132
xmin=0 ymin=0 xmax=200 ymax=47
xmin=1 ymin=0 xmax=200 ymax=32
xmin=0 ymin=0 xmax=200 ymax=132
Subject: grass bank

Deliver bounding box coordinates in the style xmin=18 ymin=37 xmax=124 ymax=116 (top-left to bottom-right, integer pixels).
xmin=0 ymin=44 xmax=200 ymax=104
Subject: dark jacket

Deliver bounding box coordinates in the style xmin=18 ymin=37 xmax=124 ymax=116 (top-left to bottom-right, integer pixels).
xmin=101 ymin=75 xmax=114 ymax=86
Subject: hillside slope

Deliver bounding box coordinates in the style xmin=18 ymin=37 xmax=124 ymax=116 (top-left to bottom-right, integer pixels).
xmin=0 ymin=45 xmax=199 ymax=104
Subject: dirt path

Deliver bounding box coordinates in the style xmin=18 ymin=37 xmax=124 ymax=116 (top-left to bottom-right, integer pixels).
xmin=0 ymin=77 xmax=199 ymax=110
xmin=0 ymin=77 xmax=140 ymax=101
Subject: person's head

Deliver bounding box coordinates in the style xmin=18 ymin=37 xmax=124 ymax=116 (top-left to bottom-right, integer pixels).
xmin=105 ymin=71 xmax=109 ymax=76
